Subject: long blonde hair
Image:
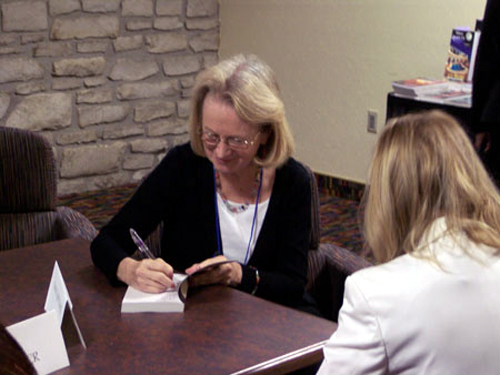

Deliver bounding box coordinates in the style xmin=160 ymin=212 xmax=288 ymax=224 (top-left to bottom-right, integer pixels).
xmin=188 ymin=54 xmax=294 ymax=168
xmin=362 ymin=110 xmax=500 ymax=264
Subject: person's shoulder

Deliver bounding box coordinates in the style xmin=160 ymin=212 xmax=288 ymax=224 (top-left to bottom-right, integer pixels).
xmin=348 ymin=253 xmax=436 ymax=301
xmin=277 ymin=157 xmax=311 ymax=181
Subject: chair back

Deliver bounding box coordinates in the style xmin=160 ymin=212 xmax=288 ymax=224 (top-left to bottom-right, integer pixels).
xmin=0 ymin=127 xmax=57 ymax=213
xmin=0 ymin=127 xmax=96 ymax=250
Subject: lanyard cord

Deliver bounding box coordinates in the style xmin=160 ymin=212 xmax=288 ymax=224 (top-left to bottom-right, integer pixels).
xmin=213 ymin=167 xmax=263 ymax=265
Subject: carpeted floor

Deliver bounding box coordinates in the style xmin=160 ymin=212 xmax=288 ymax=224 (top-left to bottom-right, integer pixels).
xmin=58 ymin=184 xmax=365 ymax=256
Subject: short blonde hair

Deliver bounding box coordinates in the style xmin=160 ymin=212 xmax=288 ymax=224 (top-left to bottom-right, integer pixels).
xmin=188 ymin=54 xmax=294 ymax=168
xmin=362 ymin=110 xmax=500 ymax=264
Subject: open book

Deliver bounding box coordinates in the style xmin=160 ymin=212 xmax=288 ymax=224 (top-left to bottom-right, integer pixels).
xmin=121 ymin=260 xmax=235 ymax=313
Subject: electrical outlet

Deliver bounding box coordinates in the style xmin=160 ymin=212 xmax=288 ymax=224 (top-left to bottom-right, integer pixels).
xmin=367 ymin=110 xmax=378 ymax=133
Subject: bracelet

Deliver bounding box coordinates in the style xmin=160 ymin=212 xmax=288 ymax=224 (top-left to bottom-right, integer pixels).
xmin=250 ymin=267 xmax=260 ymax=295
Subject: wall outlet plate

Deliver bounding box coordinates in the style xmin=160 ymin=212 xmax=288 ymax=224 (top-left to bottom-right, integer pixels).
xmin=367 ymin=110 xmax=378 ymax=133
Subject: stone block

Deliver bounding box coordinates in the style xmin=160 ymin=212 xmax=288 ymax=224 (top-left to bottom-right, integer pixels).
xmin=170 ymin=133 xmax=190 ymax=147
xmin=148 ymin=118 xmax=186 ymax=136
xmin=60 ymin=142 xmax=127 ymax=178
xmin=163 ymin=55 xmax=201 ymax=76
xmin=84 ymin=77 xmax=107 ymax=87
xmin=102 ymin=125 xmax=144 ymax=140
xmin=145 ymin=33 xmax=188 ymax=54
xmin=51 ymin=16 xmax=119 ymax=40
xmin=132 ymin=169 xmax=150 ymax=182
xmin=56 ymin=129 xmax=98 ymax=145
xmin=21 ymin=34 xmax=45 ymax=45
xmin=82 ymin=0 xmax=121 ymax=12
xmin=113 ymin=36 xmax=143 ymax=52
xmin=154 ymin=17 xmax=183 ymax=31
xmin=93 ymin=172 xmax=133 ymax=189
xmin=2 ymin=1 xmax=48 ymax=31
xmin=16 ymin=82 xmax=46 ymax=95
xmin=109 ymin=59 xmax=159 ymax=81
xmin=177 ymin=99 xmax=191 ymax=118
xmin=0 ymin=35 xmax=17 ymax=46
xmin=0 ymin=93 xmax=10 ymax=119
xmin=157 ymin=0 xmax=183 ymax=16
xmin=187 ymin=0 xmax=218 ymax=17
xmin=76 ymin=88 xmax=113 ymax=104
xmin=130 ymin=138 xmax=168 ymax=153
xmin=52 ymin=78 xmax=81 ymax=90
xmin=126 ymin=20 xmax=152 ymax=31
xmin=134 ymin=101 xmax=176 ymax=122
xmin=189 ymin=30 xmax=218 ymax=52
xmin=78 ymin=104 xmax=130 ymax=127
xmin=34 ymin=42 xmax=73 ymax=57
xmin=186 ymin=18 xmax=219 ymax=31
xmin=122 ymin=0 xmax=153 ymax=16
xmin=123 ymin=154 xmax=155 ymax=170
xmin=77 ymin=41 xmax=109 ymax=53
xmin=203 ymin=53 xmax=218 ymax=68
xmin=116 ymin=81 xmax=177 ymax=100
xmin=0 ymin=58 xmax=44 ymax=84
xmin=5 ymin=92 xmax=72 ymax=131
xmin=0 ymin=47 xmax=24 ymax=55
xmin=53 ymin=57 xmax=107 ymax=77
xmin=49 ymin=0 xmax=80 ymax=15
xmin=180 ymin=76 xmax=195 ymax=88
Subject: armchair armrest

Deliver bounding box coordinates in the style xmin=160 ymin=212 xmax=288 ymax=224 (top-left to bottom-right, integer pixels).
xmin=307 ymin=243 xmax=372 ymax=321
xmin=56 ymin=206 xmax=97 ymax=242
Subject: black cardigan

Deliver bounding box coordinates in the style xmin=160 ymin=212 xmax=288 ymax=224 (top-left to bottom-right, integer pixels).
xmin=91 ymin=143 xmax=312 ymax=308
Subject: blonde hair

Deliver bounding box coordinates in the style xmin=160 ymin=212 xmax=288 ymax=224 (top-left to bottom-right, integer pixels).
xmin=188 ymin=54 xmax=294 ymax=168
xmin=362 ymin=110 xmax=500 ymax=264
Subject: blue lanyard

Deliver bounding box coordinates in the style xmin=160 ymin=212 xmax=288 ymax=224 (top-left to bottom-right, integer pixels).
xmin=213 ymin=167 xmax=263 ymax=265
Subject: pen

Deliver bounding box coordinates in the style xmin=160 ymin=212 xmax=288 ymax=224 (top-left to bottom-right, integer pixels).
xmin=129 ymin=228 xmax=156 ymax=260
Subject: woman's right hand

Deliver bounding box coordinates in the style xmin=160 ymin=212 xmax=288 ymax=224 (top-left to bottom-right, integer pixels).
xmin=117 ymin=257 xmax=175 ymax=293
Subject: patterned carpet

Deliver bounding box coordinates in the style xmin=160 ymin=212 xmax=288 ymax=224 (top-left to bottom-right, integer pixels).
xmin=58 ymin=184 xmax=365 ymax=256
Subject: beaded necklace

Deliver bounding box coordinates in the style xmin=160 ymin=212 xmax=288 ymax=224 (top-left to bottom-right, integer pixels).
xmin=214 ymin=168 xmax=262 ymax=213
xmin=213 ymin=167 xmax=263 ymax=263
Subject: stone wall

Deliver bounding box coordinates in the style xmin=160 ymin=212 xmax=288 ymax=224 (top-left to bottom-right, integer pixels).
xmin=0 ymin=0 xmax=219 ymax=195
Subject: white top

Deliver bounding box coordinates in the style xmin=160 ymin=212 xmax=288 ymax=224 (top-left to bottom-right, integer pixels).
xmin=217 ymin=193 xmax=270 ymax=264
xmin=318 ymin=218 xmax=500 ymax=375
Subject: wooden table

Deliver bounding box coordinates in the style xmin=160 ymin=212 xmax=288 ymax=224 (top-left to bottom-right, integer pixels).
xmin=0 ymin=238 xmax=337 ymax=374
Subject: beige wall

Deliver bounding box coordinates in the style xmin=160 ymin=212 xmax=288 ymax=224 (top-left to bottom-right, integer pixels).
xmin=219 ymin=0 xmax=486 ymax=184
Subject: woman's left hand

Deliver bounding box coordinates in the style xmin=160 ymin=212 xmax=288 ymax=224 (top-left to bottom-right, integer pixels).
xmin=185 ymin=255 xmax=242 ymax=287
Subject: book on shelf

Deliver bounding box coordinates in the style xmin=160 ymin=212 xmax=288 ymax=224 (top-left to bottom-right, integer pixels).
xmin=444 ymin=27 xmax=481 ymax=82
xmin=121 ymin=260 xmax=235 ymax=313
xmin=391 ymin=78 xmax=450 ymax=97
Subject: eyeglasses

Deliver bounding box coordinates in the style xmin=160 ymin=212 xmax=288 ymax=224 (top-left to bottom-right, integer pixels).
xmin=200 ymin=129 xmax=261 ymax=150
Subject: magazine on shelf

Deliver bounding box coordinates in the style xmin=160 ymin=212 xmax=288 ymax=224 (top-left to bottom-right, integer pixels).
xmin=121 ymin=260 xmax=235 ymax=313
xmin=391 ymin=78 xmax=450 ymax=97
xmin=444 ymin=27 xmax=481 ymax=82
xmin=417 ymin=81 xmax=472 ymax=107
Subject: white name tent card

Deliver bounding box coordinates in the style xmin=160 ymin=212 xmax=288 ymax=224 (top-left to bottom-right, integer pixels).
xmin=6 ymin=310 xmax=70 ymax=375
xmin=44 ymin=261 xmax=87 ymax=349
xmin=7 ymin=261 xmax=87 ymax=374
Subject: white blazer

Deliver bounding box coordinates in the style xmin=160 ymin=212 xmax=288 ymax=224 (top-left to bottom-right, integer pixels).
xmin=318 ymin=218 xmax=500 ymax=375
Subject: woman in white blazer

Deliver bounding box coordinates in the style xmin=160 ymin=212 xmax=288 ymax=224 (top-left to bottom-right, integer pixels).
xmin=318 ymin=110 xmax=500 ymax=375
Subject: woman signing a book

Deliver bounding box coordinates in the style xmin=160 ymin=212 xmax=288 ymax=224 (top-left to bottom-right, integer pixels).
xmin=90 ymin=54 xmax=316 ymax=312
xmin=317 ymin=110 xmax=500 ymax=374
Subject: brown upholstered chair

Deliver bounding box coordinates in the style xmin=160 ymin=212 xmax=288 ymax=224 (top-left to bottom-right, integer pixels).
xmin=304 ymin=164 xmax=372 ymax=321
xmin=144 ymin=162 xmax=371 ymax=321
xmin=0 ymin=127 xmax=97 ymax=251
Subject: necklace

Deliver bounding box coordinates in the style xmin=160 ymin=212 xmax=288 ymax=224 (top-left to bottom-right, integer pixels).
xmin=214 ymin=168 xmax=262 ymax=213
xmin=213 ymin=167 xmax=263 ymax=263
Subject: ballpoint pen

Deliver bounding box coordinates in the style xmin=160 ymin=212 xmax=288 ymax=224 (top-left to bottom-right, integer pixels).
xmin=129 ymin=228 xmax=156 ymax=260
